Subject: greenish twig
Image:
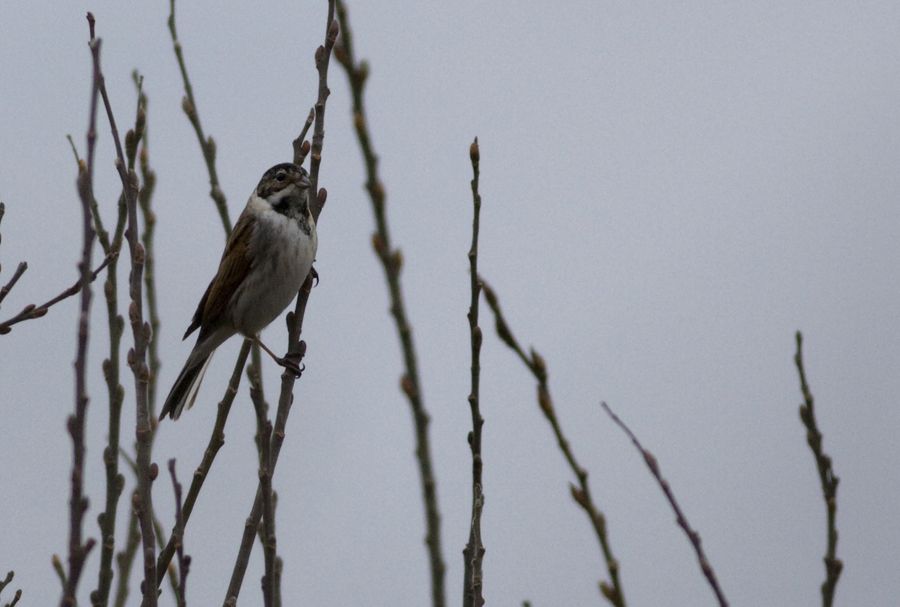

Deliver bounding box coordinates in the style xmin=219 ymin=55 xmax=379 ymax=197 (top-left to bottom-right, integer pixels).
xmin=794 ymin=332 xmax=842 ymax=607
xmin=167 ymin=0 xmax=231 ymax=235
xmin=480 ymin=279 xmax=626 ymax=607
xmin=334 ymin=5 xmax=446 ymax=606
xmin=462 ymin=139 xmax=485 ymax=607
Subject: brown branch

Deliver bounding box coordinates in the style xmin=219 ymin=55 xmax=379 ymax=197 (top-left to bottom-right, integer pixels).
xmin=92 ymin=71 xmax=149 ymax=607
xmin=59 ymin=15 xmax=102 ymax=606
xmin=480 ymin=279 xmax=626 ymax=606
xmin=86 ymin=14 xmax=158 ymax=606
xmin=794 ymin=331 xmax=842 ymax=606
xmin=291 ymin=107 xmax=315 ymax=166
xmin=135 ymin=77 xmax=161 ymax=421
xmin=113 ymin=510 xmax=140 ymax=607
xmin=249 ymin=373 xmax=276 ymax=607
xmin=167 ymin=0 xmax=231 ymax=235
xmin=1 ymin=571 xmax=22 ymax=607
xmin=167 ymin=460 xmax=191 ymax=607
xmin=462 ymin=139 xmax=485 ymax=607
xmin=308 ymin=4 xmax=338 ymax=222
xmin=152 ymin=340 xmax=251 ymax=587
xmin=600 ymin=402 xmax=728 ymax=606
xmin=334 ymin=5 xmax=447 ymax=605
xmin=0 ymin=253 xmax=114 ymax=335
xmin=0 ymin=261 xmax=27 ymax=306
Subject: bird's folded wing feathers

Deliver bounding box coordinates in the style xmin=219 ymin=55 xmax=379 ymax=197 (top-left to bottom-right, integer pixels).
xmin=183 ymin=209 xmax=256 ymax=340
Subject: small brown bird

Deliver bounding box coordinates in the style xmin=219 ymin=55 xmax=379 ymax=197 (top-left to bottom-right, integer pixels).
xmin=160 ymin=163 xmax=318 ymax=420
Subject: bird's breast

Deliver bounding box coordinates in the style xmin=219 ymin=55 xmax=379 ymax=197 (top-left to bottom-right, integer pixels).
xmin=231 ymin=209 xmax=317 ymax=336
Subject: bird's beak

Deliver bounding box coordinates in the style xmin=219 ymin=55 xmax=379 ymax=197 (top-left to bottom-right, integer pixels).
xmin=295 ymin=172 xmax=311 ymax=190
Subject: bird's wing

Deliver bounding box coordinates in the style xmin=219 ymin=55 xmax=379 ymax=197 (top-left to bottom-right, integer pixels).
xmin=183 ymin=209 xmax=256 ymax=340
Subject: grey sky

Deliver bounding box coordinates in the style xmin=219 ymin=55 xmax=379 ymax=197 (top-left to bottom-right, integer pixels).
xmin=2 ymin=1 xmax=899 ymax=605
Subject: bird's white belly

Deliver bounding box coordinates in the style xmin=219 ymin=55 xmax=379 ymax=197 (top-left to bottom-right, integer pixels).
xmin=231 ymin=209 xmax=317 ymax=336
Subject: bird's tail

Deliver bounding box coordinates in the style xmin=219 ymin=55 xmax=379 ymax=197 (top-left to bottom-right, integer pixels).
xmin=159 ymin=350 xmax=215 ymax=420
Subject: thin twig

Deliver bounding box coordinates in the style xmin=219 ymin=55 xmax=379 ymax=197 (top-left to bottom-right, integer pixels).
xmin=113 ymin=509 xmax=140 ymax=607
xmin=480 ymin=279 xmax=626 ymax=606
xmin=135 ymin=76 xmax=161 ymax=422
xmin=249 ymin=373 xmax=276 ymax=607
xmin=0 ymin=571 xmax=21 ymax=607
xmin=60 ymin=15 xmax=102 ymax=606
xmin=87 ymin=14 xmax=158 ymax=606
xmin=794 ymin=331 xmax=842 ymax=607
xmin=292 ymin=108 xmax=315 ymax=166
xmin=334 ymin=5 xmax=447 ymax=605
xmin=462 ymin=139 xmax=485 ymax=607
xmin=167 ymin=460 xmax=191 ymax=607
xmin=167 ymin=0 xmax=231 ymax=235
xmin=0 ymin=262 xmax=27 ymax=306
xmin=0 ymin=253 xmax=114 ymax=335
xmin=92 ymin=71 xmax=148 ymax=607
xmin=308 ymin=2 xmax=338 ymax=222
xmin=600 ymin=402 xmax=728 ymax=606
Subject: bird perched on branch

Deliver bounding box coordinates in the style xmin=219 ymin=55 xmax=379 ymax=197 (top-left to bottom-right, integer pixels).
xmin=160 ymin=162 xmax=318 ymax=420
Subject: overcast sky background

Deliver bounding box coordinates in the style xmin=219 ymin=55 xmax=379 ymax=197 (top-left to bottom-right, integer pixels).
xmin=2 ymin=1 xmax=899 ymax=605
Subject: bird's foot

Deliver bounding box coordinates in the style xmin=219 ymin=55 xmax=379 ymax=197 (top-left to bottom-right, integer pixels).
xmin=275 ymin=352 xmax=305 ymax=377
xmin=310 ymin=265 xmax=319 ymax=287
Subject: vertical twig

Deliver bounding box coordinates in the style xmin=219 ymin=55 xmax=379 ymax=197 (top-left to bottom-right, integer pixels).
xmin=308 ymin=1 xmax=338 ymax=221
xmin=92 ymin=71 xmax=148 ymax=607
xmin=480 ymin=280 xmax=626 ymax=607
xmin=60 ymin=14 xmax=102 ymax=606
xmin=249 ymin=374 xmax=276 ymax=607
xmin=167 ymin=460 xmax=191 ymax=607
xmin=86 ymin=14 xmax=157 ymax=605
xmin=794 ymin=332 xmax=842 ymax=607
xmin=166 ymin=0 xmax=231 ymax=235
xmin=334 ymin=5 xmax=447 ymax=605
xmin=462 ymin=139 xmax=485 ymax=607
xmin=1 ymin=571 xmax=22 ymax=607
xmin=600 ymin=402 xmax=728 ymax=607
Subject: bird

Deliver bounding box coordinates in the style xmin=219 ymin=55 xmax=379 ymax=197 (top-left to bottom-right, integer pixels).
xmin=159 ymin=162 xmax=318 ymax=420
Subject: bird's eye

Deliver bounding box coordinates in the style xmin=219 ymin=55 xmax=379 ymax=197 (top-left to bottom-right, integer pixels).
xmin=276 ymin=171 xmax=286 ymax=182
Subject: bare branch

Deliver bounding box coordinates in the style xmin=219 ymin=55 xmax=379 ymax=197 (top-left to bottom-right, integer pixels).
xmin=167 ymin=0 xmax=231 ymax=235
xmin=334 ymin=5 xmax=446 ymax=605
xmin=84 ymin=14 xmax=157 ymax=605
xmin=462 ymin=138 xmax=485 ymax=607
xmin=0 ymin=571 xmax=22 ymax=607
xmin=249 ymin=373 xmax=276 ymax=607
xmin=59 ymin=14 xmax=102 ymax=606
xmin=167 ymin=460 xmax=191 ymax=607
xmin=480 ymin=279 xmax=626 ymax=607
xmin=92 ymin=71 xmax=150 ymax=607
xmin=600 ymin=402 xmax=728 ymax=606
xmin=0 ymin=262 xmax=27 ymax=307
xmin=291 ymin=107 xmax=315 ymax=166
xmin=0 ymin=253 xmax=114 ymax=335
xmin=308 ymin=3 xmax=339 ymax=222
xmin=794 ymin=331 xmax=842 ymax=606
